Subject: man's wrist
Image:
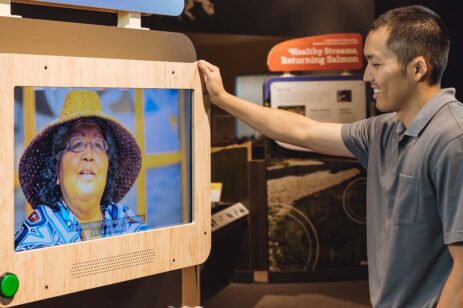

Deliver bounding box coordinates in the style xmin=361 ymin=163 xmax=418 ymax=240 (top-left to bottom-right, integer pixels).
xmin=213 ymin=90 xmax=229 ymax=106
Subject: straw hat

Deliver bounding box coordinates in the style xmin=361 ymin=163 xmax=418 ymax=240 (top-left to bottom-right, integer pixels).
xmin=18 ymin=90 xmax=142 ymax=207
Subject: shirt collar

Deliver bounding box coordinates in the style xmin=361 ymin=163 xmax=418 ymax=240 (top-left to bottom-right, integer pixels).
xmin=398 ymin=88 xmax=458 ymax=137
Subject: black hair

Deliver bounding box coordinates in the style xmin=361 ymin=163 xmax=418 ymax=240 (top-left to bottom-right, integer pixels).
xmin=369 ymin=5 xmax=450 ymax=84
xmin=36 ymin=118 xmax=118 ymax=210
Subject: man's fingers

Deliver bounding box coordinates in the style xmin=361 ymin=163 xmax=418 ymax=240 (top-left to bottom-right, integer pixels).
xmin=197 ymin=60 xmax=211 ymax=78
xmin=198 ymin=59 xmax=218 ymax=74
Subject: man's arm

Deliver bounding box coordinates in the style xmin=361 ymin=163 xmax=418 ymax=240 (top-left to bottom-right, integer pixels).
xmin=437 ymin=244 xmax=463 ymax=307
xmin=198 ymin=60 xmax=353 ymax=158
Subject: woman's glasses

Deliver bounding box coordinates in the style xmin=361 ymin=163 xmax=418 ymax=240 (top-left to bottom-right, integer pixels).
xmin=61 ymin=137 xmax=108 ymax=154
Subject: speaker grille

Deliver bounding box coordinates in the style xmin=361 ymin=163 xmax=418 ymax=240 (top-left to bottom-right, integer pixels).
xmin=71 ymin=249 xmax=156 ymax=279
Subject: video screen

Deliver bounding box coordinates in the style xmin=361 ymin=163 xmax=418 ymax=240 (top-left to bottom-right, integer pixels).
xmin=13 ymin=87 xmax=192 ymax=251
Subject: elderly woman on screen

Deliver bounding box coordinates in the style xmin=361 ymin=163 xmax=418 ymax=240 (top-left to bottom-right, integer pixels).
xmin=14 ymin=90 xmax=148 ymax=251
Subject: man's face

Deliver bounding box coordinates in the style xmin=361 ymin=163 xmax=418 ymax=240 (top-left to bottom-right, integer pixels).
xmin=363 ymin=27 xmax=415 ymax=113
xmin=58 ymin=121 xmax=109 ymax=215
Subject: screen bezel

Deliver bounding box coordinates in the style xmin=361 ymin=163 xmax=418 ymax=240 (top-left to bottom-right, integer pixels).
xmin=0 ymin=54 xmax=210 ymax=306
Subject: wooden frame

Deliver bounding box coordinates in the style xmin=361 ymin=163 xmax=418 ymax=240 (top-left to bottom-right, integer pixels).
xmin=0 ymin=53 xmax=210 ymax=306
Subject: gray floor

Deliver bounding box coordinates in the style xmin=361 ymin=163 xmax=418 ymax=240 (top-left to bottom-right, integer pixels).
xmin=204 ymin=281 xmax=371 ymax=308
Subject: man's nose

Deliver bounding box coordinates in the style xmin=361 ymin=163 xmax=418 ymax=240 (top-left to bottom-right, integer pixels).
xmin=363 ymin=66 xmax=372 ymax=83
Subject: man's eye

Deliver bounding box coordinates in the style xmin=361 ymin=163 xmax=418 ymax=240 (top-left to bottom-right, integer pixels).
xmin=372 ymin=64 xmax=381 ymax=68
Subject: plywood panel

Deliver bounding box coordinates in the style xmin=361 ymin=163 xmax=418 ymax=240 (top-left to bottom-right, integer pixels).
xmin=0 ymin=16 xmax=196 ymax=62
xmin=0 ymin=53 xmax=210 ymax=306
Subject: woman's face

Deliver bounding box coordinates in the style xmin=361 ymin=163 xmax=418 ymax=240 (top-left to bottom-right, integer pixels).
xmin=58 ymin=120 xmax=109 ymax=215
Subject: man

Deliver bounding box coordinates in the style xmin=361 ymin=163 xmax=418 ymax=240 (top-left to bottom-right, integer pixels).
xmin=198 ymin=5 xmax=463 ymax=307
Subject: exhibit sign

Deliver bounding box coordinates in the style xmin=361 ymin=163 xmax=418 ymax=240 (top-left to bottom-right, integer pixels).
xmin=211 ymin=202 xmax=249 ymax=232
xmin=265 ymin=75 xmax=366 ymax=151
xmin=21 ymin=0 xmax=184 ymax=15
xmin=267 ymin=33 xmax=363 ymax=72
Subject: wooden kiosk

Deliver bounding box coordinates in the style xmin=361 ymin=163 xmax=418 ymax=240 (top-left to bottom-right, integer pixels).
xmin=0 ymin=1 xmax=210 ymax=307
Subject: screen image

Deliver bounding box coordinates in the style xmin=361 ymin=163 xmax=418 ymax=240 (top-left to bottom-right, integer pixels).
xmin=13 ymin=87 xmax=192 ymax=252
xmin=337 ymin=90 xmax=352 ymax=103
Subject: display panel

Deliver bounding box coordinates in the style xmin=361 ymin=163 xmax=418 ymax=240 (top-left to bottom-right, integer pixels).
xmin=0 ymin=54 xmax=210 ymax=307
xmin=264 ymin=75 xmax=366 ymax=151
xmin=14 ymin=87 xmax=192 ymax=251
xmin=263 ymin=75 xmax=367 ymax=277
xmin=20 ymin=0 xmax=184 ymax=15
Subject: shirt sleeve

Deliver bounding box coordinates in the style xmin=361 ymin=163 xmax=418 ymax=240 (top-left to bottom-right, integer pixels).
xmin=432 ymin=136 xmax=463 ymax=245
xmin=341 ymin=116 xmax=378 ymax=169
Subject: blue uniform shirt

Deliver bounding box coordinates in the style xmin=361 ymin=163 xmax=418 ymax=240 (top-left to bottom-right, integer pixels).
xmin=14 ymin=199 xmax=149 ymax=251
xmin=341 ymin=88 xmax=463 ymax=307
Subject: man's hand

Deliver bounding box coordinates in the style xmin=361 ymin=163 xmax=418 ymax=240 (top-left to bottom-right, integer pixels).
xmin=197 ymin=60 xmax=227 ymax=105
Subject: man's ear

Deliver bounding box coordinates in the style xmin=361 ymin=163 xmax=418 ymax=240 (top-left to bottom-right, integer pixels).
xmin=411 ymin=56 xmax=429 ymax=82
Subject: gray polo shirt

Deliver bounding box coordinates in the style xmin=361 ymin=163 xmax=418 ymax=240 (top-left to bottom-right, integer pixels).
xmin=341 ymin=88 xmax=463 ymax=307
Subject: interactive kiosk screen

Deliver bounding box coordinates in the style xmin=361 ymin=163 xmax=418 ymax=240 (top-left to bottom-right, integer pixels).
xmin=14 ymin=87 xmax=192 ymax=251
xmin=0 ymin=54 xmax=210 ymax=307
